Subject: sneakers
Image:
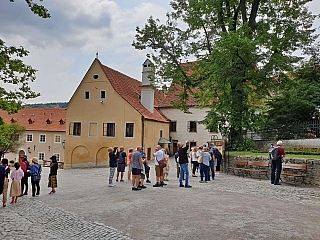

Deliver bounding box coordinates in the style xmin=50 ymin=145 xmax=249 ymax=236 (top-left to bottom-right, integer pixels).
xmin=179 ymin=184 xmax=184 ymax=187
xmin=153 ymin=182 xmax=160 ymax=187
xmin=146 ymin=180 xmax=151 ymax=183
xmin=49 ymin=190 xmax=56 ymax=194
xmin=185 ymin=185 xmax=192 ymax=188
xmin=108 ymin=184 xmax=116 ymax=187
xmin=132 ymin=187 xmax=142 ymax=191
xmin=120 ymin=179 xmax=124 ymax=182
xmin=199 ymin=181 xmax=205 ymax=183
xmin=139 ymin=185 xmax=147 ymax=189
xmin=116 ymin=179 xmax=119 ymax=182
xmin=160 ymin=182 xmax=167 ymax=186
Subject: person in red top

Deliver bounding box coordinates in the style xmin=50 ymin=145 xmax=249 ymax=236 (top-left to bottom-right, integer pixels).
xmin=127 ymin=148 xmax=133 ymax=180
xmin=20 ymin=155 xmax=30 ymax=196
xmin=271 ymin=141 xmax=285 ymax=185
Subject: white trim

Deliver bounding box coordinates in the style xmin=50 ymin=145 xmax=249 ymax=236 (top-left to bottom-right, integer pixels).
xmin=54 ymin=134 xmax=61 ymax=143
xmin=26 ymin=133 xmax=33 ymax=142
xmin=38 ymin=152 xmax=45 ymax=161
xmin=88 ymin=121 xmax=98 ymax=138
xmin=124 ymin=122 xmax=134 ymax=138
xmin=105 ymin=122 xmax=116 ymax=138
xmin=100 ymin=90 xmax=106 ymax=99
xmin=72 ymin=121 xmax=82 ymax=137
xmin=84 ymin=90 xmax=90 ymax=100
xmin=39 ymin=134 xmax=46 ymax=143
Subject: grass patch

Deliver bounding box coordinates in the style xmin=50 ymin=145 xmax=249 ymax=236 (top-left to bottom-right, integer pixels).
xmin=228 ymin=151 xmax=320 ymax=160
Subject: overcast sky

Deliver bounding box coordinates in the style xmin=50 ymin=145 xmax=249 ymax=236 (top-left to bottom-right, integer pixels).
xmin=0 ymin=0 xmax=319 ymax=104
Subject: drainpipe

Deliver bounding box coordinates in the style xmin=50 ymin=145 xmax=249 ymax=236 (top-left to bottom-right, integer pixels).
xmin=141 ymin=116 xmax=145 ymax=148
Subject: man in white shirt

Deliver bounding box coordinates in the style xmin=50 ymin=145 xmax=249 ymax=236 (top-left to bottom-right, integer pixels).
xmin=153 ymin=145 xmax=167 ymax=187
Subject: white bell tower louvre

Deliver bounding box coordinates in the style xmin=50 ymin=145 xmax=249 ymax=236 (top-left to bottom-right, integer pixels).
xmin=141 ymin=59 xmax=154 ymax=113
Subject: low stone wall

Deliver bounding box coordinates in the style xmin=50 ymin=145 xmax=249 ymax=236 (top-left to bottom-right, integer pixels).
xmin=223 ymin=156 xmax=320 ymax=186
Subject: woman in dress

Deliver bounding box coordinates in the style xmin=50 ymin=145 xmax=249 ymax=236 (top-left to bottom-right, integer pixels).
xmin=30 ymin=157 xmax=42 ymax=197
xmin=163 ymin=149 xmax=170 ymax=181
xmin=10 ymin=162 xmax=24 ymax=204
xmin=48 ymin=155 xmax=58 ymax=194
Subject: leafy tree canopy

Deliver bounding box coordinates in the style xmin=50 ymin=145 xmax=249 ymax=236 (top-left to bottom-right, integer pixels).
xmin=133 ymin=0 xmax=319 ymax=143
xmin=0 ymin=1 xmax=50 ymax=114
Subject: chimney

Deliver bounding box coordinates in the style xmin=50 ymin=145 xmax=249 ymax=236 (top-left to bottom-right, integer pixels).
xmin=141 ymin=59 xmax=154 ymax=113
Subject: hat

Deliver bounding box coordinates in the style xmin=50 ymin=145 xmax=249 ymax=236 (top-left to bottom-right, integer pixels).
xmin=50 ymin=155 xmax=57 ymax=161
xmin=21 ymin=155 xmax=27 ymax=159
xmin=32 ymin=157 xmax=39 ymax=164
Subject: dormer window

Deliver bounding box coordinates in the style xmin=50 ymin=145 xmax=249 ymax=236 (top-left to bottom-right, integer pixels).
xmin=59 ymin=119 xmax=65 ymax=124
xmin=28 ymin=118 xmax=34 ymax=124
xmin=46 ymin=118 xmax=52 ymax=124
xmin=10 ymin=118 xmax=17 ymax=123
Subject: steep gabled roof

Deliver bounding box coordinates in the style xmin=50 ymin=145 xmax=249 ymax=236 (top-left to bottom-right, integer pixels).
xmin=0 ymin=108 xmax=67 ymax=132
xmin=97 ymin=60 xmax=169 ymax=123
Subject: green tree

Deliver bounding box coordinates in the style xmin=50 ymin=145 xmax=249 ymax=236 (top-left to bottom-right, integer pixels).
xmin=0 ymin=0 xmax=50 ymax=113
xmin=0 ymin=117 xmax=26 ymax=158
xmin=133 ymin=0 xmax=318 ymax=145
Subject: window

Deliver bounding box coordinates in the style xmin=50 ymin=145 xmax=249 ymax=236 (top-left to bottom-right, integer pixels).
xmin=69 ymin=122 xmax=81 ymax=136
xmin=89 ymin=122 xmax=98 ymax=137
xmin=160 ymin=130 xmax=163 ymax=137
xmin=53 ymin=153 xmax=60 ymax=161
xmin=103 ymin=123 xmax=115 ymax=137
xmin=170 ymin=121 xmax=177 ymax=132
xmin=188 ymin=121 xmax=197 ymax=132
xmin=92 ymin=74 xmax=99 ymax=80
xmin=26 ymin=134 xmax=33 ymax=142
xmin=100 ymin=90 xmax=106 ymax=99
xmin=39 ymin=134 xmax=46 ymax=143
xmin=125 ymin=123 xmax=134 ymax=138
xmin=38 ymin=152 xmax=45 ymax=161
xmin=54 ymin=134 xmax=61 ymax=143
xmin=84 ymin=91 xmax=90 ymax=100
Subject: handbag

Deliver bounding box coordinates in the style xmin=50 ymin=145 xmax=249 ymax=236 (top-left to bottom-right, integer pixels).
xmin=156 ymin=155 xmax=167 ymax=168
xmin=32 ymin=165 xmax=42 ymax=181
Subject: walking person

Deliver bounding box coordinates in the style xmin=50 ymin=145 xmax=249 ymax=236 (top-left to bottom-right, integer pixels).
xmin=29 ymin=157 xmax=42 ymax=197
xmin=48 ymin=155 xmax=58 ymax=194
xmin=108 ymin=147 xmax=117 ymax=187
xmin=20 ymin=155 xmax=30 ymax=196
xmin=1 ymin=158 xmax=10 ymax=207
xmin=191 ymin=147 xmax=199 ymax=177
xmin=10 ymin=162 xmax=24 ymax=204
xmin=132 ymin=146 xmax=143 ymax=191
xmin=200 ymin=147 xmax=211 ymax=183
xmin=127 ymin=148 xmax=133 ymax=180
xmin=116 ymin=146 xmax=126 ymax=182
xmin=271 ymin=141 xmax=285 ymax=185
xmin=178 ymin=141 xmax=192 ymax=188
xmin=153 ymin=145 xmax=167 ymax=187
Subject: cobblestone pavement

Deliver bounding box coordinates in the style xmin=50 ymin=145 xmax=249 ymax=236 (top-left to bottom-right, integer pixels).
xmin=1 ymin=158 xmax=320 ymax=239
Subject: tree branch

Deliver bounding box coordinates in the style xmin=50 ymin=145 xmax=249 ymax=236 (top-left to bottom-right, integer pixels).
xmin=218 ymin=0 xmax=227 ymax=32
xmin=249 ymin=0 xmax=260 ymax=30
xmin=240 ymin=0 xmax=248 ymax=24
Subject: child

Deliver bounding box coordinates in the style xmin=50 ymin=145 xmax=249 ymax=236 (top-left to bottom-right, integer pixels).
xmin=10 ymin=162 xmax=24 ymax=204
xmin=139 ymin=159 xmax=147 ymax=189
xmin=163 ymin=149 xmax=170 ymax=181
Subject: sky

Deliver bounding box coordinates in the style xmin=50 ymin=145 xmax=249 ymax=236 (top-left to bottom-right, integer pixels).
xmin=0 ymin=0 xmax=319 ymax=104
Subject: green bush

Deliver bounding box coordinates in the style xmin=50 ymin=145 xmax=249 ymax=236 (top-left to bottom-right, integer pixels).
xmin=228 ymin=139 xmax=255 ymax=151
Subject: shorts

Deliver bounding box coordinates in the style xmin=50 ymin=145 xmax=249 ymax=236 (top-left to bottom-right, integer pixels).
xmin=132 ymin=168 xmax=141 ymax=176
xmin=155 ymin=165 xmax=163 ymax=177
xmin=140 ymin=173 xmax=145 ymax=179
xmin=117 ymin=163 xmax=125 ymax=172
xmin=127 ymin=164 xmax=132 ymax=171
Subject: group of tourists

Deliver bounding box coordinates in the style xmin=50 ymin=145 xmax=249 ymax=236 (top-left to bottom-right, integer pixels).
xmin=0 ymin=155 xmax=59 ymax=207
xmin=107 ymin=141 xmax=223 ymax=191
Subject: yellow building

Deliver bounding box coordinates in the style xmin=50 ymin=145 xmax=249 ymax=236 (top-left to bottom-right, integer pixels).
xmin=65 ymin=59 xmax=170 ymax=168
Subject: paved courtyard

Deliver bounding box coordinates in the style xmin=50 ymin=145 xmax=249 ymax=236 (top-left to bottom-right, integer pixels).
xmin=1 ymin=158 xmax=320 ymax=239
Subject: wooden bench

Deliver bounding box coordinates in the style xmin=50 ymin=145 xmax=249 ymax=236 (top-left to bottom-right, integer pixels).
xmin=227 ymin=161 xmax=248 ymax=177
xmin=43 ymin=160 xmax=64 ymax=169
xmin=243 ymin=161 xmax=269 ymax=180
xmin=281 ymin=163 xmax=307 ymax=186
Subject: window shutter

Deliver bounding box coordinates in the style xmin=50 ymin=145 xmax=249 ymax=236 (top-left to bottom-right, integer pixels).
xmin=187 ymin=121 xmax=190 ymax=132
xmin=69 ymin=122 xmax=73 ymax=135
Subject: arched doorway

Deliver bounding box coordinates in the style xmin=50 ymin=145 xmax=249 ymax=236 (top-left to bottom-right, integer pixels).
xmin=96 ymin=147 xmax=109 ymax=167
xmin=18 ymin=150 xmax=25 ymax=165
xmin=71 ymin=145 xmax=90 ymax=168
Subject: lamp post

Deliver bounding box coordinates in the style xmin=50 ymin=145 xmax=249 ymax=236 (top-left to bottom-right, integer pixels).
xmin=62 ymin=140 xmax=65 ymax=149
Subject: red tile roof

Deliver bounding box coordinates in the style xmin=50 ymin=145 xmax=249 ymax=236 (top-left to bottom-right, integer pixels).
xmin=0 ymin=108 xmax=67 ymax=132
xmin=98 ymin=60 xmax=169 ymax=123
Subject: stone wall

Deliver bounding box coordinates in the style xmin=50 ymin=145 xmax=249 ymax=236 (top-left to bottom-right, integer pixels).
xmin=223 ymin=156 xmax=320 ymax=186
xmin=254 ymin=139 xmax=320 ymax=149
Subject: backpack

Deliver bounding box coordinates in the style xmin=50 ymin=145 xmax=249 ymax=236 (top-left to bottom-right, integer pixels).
xmin=269 ymin=147 xmax=279 ymax=161
xmin=117 ymin=152 xmax=125 ymax=164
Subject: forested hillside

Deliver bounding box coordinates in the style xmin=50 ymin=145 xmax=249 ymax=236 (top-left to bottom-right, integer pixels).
xmin=24 ymin=102 xmax=68 ymax=108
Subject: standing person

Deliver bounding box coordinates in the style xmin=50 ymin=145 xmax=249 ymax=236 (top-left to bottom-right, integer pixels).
xmin=190 ymin=147 xmax=199 ymax=177
xmin=178 ymin=141 xmax=192 ymax=188
xmin=0 ymin=161 xmax=5 ymax=206
xmin=209 ymin=144 xmax=216 ymax=180
xmin=116 ymin=146 xmax=126 ymax=182
xmin=127 ymin=148 xmax=133 ymax=180
xmin=174 ymin=151 xmax=180 ymax=178
xmin=141 ymin=149 xmax=151 ymax=183
xmin=48 ymin=155 xmax=58 ymax=194
xmin=1 ymin=158 xmax=10 ymax=207
xmin=163 ymin=149 xmax=170 ymax=181
xmin=108 ymin=147 xmax=118 ymax=187
xmin=10 ymin=162 xmax=24 ymax=204
xmin=270 ymin=141 xmax=285 ymax=185
xmin=215 ymin=148 xmax=223 ymax=175
xmin=153 ymin=145 xmax=167 ymax=187
xmin=20 ymin=155 xmax=30 ymax=196
xmin=29 ymin=157 xmax=42 ymax=197
xmin=200 ymin=147 xmax=211 ymax=183
xmin=132 ymin=146 xmax=143 ymax=191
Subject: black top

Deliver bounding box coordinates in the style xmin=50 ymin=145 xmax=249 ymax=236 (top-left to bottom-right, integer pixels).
xmin=178 ymin=144 xmax=189 ymax=164
xmin=109 ymin=151 xmax=118 ymax=168
xmin=4 ymin=166 xmax=10 ymax=178
xmin=50 ymin=162 xmax=58 ymax=176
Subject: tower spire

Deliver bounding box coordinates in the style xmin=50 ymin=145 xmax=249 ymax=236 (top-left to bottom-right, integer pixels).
xmin=96 ymin=51 xmax=99 ymax=59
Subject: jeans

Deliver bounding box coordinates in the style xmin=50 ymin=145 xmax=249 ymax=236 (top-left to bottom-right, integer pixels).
xmin=209 ymin=161 xmax=215 ymax=180
xmin=31 ymin=179 xmax=40 ymax=196
xmin=179 ymin=163 xmax=189 ymax=186
xmin=271 ymin=159 xmax=282 ymax=184
xmin=200 ymin=164 xmax=210 ymax=182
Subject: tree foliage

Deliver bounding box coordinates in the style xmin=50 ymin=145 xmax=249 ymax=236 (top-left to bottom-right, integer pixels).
xmin=133 ymin=0 xmax=319 ymax=144
xmin=0 ymin=117 xmax=26 ymax=158
xmin=0 ymin=1 xmax=50 ymax=113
